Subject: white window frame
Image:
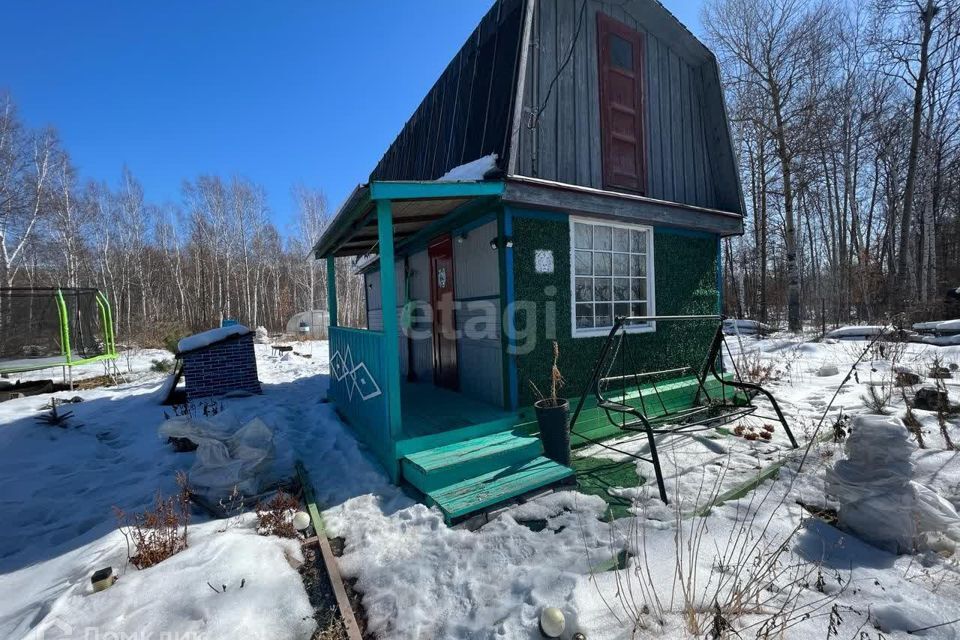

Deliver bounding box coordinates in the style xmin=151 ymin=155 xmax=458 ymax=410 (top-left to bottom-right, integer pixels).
xmin=569 ymin=216 xmax=656 ymax=338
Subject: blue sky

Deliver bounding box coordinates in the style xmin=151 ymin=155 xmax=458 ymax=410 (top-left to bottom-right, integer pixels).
xmin=0 ymin=1 xmax=703 ymax=234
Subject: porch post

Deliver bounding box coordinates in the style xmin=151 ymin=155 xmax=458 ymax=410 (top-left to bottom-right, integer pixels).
xmin=377 ymin=199 xmax=403 ymax=442
xmin=325 ymin=256 xmax=338 ymax=328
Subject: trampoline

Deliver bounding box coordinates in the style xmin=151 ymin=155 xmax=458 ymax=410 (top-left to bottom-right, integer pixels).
xmin=0 ymin=288 xmax=118 ymax=382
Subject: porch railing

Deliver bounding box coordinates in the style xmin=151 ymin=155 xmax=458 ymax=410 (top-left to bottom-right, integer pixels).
xmin=328 ymin=326 xmax=395 ymax=470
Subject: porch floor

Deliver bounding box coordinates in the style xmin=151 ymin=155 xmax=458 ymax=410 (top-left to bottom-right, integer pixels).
xmin=400 ymin=382 xmax=513 ymax=438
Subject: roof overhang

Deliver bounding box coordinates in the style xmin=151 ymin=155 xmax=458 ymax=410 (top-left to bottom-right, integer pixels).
xmin=311 ymin=180 xmax=506 ymax=259
xmin=502 ymin=175 xmax=745 ymax=237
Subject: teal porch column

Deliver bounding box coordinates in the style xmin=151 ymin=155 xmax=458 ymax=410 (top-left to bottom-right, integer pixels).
xmin=377 ymin=199 xmax=403 ymax=444
xmin=326 ymin=255 xmax=338 ymax=328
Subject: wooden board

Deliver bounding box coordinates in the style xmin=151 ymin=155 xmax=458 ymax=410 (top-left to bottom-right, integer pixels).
xmin=402 ymin=429 xmax=543 ymax=493
xmin=428 ymin=456 xmax=575 ymax=521
xmin=295 ymin=462 xmax=363 ymax=640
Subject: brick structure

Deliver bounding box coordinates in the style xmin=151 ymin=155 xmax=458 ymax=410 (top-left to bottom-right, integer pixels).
xmin=179 ymin=331 xmax=261 ymax=400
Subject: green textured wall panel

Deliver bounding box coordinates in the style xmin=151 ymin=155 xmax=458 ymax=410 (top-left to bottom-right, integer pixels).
xmin=510 ymin=212 xmax=720 ymax=406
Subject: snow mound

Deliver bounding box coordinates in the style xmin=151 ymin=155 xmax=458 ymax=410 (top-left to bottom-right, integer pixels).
xmin=28 ymin=519 xmax=315 ymax=640
xmin=254 ymin=326 xmax=270 ymax=344
xmin=178 ymin=325 xmax=251 ymax=353
xmin=437 ymin=153 xmax=499 ymax=182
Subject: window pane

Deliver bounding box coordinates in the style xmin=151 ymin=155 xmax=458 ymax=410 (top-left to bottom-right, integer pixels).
xmin=631 ymin=277 xmax=646 ymax=300
xmin=613 ymin=228 xmax=630 ymax=252
xmin=631 ymin=229 xmax=647 ymax=253
xmin=576 ymin=304 xmax=594 ymax=328
xmin=631 ymin=302 xmax=647 ymax=318
xmin=575 ymin=277 xmax=593 ymax=302
xmin=594 ymin=225 xmax=612 ymax=251
xmin=630 ymin=254 xmax=646 ymax=277
xmin=609 ymin=34 xmax=633 ymax=71
xmin=575 ymin=251 xmax=592 ymax=276
xmin=614 ymin=302 xmax=630 ymax=319
xmin=613 ymin=254 xmax=629 ymax=276
xmin=594 ymin=253 xmax=611 ymax=276
xmin=595 ymin=303 xmax=613 ymax=328
xmin=594 ymin=278 xmax=611 ymax=302
xmin=574 ymin=223 xmax=592 ymax=249
xmin=613 ymin=277 xmax=630 ymax=301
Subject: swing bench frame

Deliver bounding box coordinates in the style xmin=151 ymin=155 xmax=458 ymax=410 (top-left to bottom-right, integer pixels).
xmin=569 ymin=315 xmax=798 ymax=504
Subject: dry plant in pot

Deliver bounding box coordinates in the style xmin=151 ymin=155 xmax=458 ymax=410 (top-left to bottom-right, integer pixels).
xmin=530 ymin=341 xmax=571 ymax=465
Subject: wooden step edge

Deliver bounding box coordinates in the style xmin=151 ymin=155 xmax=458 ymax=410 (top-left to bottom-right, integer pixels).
xmin=402 ymin=432 xmax=543 ymax=475
xmin=440 ymin=465 xmax=576 ymax=522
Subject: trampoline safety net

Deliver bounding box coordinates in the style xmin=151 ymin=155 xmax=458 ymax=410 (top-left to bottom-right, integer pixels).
xmin=0 ymin=288 xmax=116 ymax=373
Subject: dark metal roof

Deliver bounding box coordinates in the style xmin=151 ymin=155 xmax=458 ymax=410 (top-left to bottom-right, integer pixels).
xmin=369 ymin=0 xmax=526 ymax=182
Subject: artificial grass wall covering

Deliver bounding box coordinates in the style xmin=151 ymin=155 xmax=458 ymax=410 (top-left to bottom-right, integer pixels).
xmin=511 ymin=212 xmax=720 ymax=407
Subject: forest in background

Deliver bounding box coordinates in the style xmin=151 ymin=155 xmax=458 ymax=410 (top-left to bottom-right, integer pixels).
xmin=2 ymin=0 xmax=960 ymax=345
xmin=0 ymin=93 xmax=366 ymax=346
xmin=707 ymin=0 xmax=960 ymax=329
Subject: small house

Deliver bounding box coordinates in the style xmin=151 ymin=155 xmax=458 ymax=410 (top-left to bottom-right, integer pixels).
xmin=312 ymin=0 xmax=744 ymax=522
xmin=177 ymin=325 xmax=262 ymax=400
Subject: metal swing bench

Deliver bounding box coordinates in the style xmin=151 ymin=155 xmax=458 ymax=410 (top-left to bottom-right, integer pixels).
xmin=569 ymin=315 xmax=798 ymax=504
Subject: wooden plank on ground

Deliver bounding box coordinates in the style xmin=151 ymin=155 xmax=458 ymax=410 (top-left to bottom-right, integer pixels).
xmin=295 ymin=461 xmax=363 ymax=640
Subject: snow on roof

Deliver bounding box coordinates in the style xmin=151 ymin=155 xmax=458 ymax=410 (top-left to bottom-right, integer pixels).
xmin=912 ymin=319 xmax=960 ymax=334
xmin=824 ymin=325 xmax=891 ymax=340
xmin=436 ymin=153 xmax=498 ymax=182
xmin=722 ymin=319 xmax=771 ymax=334
xmin=177 ymin=325 xmax=251 ymax=354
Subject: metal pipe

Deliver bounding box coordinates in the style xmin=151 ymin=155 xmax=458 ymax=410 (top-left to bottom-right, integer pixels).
xmin=617 ymin=314 xmax=722 ymax=323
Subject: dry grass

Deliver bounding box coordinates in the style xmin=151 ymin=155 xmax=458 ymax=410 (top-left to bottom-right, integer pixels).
xmin=256 ymin=490 xmax=301 ymax=539
xmin=115 ymin=472 xmax=191 ymax=570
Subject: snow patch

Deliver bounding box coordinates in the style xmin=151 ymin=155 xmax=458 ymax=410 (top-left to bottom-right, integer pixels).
xmin=436 ymin=153 xmax=498 ymax=182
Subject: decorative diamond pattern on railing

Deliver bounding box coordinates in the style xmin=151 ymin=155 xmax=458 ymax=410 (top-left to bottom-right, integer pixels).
xmin=331 ymin=347 xmax=382 ymax=402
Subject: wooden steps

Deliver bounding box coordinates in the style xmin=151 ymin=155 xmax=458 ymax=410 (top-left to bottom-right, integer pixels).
xmin=425 ymin=457 xmax=574 ymax=522
xmin=397 ymin=374 xmax=743 ymax=522
xmin=400 ymin=429 xmax=574 ymax=523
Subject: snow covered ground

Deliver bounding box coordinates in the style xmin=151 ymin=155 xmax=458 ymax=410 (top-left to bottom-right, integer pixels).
xmin=1 ymin=336 xmax=960 ymax=639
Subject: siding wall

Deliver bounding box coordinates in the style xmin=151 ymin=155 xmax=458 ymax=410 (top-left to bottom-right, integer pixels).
xmin=515 ymin=0 xmax=741 ymax=214
xmin=453 ymin=220 xmax=504 ymax=407
xmin=363 ymin=222 xmax=505 ymax=408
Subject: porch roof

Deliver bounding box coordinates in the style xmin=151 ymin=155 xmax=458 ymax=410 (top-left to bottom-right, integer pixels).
xmin=311 ymin=180 xmax=505 ymax=259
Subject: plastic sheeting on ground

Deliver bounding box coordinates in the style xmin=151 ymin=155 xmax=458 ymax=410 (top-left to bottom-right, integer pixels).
xmin=159 ymin=412 xmax=275 ymax=500
xmin=827 ymin=415 xmax=960 ymax=554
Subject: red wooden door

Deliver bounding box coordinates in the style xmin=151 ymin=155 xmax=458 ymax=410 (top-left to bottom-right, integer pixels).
xmin=428 ymin=235 xmax=459 ymax=390
xmin=598 ymin=13 xmax=646 ymax=194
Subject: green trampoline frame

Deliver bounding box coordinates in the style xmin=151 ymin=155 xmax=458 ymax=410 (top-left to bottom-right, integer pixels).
xmin=0 ymin=288 xmax=118 ymax=375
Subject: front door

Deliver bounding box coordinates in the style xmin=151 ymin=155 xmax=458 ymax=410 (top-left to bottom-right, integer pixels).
xmin=429 ymin=235 xmax=458 ymax=390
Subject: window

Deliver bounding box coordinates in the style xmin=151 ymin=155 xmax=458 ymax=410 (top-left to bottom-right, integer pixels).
xmin=597 ymin=13 xmax=646 ymax=194
xmin=571 ymin=218 xmax=655 ymax=337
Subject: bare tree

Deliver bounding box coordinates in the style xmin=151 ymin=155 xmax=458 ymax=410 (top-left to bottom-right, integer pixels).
xmin=704 ymin=0 xmax=837 ymax=331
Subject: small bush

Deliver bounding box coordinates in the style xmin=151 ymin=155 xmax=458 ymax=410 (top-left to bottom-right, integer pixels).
xmin=150 ymin=358 xmax=174 ymax=373
xmin=115 ymin=472 xmax=191 ymax=569
xmin=256 ymin=490 xmax=301 ymax=539
xmin=162 ymin=327 xmax=191 ymax=354
xmin=861 ymin=384 xmax=892 ymax=415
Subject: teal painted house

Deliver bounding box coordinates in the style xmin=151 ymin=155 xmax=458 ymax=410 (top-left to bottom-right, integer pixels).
xmin=312 ymin=0 xmax=745 ymax=523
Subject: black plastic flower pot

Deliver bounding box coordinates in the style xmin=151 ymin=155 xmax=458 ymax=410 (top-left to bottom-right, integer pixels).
xmin=534 ymin=398 xmax=571 ymax=466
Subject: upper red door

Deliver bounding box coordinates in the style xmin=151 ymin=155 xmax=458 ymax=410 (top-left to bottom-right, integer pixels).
xmin=598 ymin=13 xmax=646 ymax=194
xmin=428 ymin=235 xmax=459 ymax=391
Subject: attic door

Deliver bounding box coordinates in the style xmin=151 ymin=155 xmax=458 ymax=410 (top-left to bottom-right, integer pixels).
xmin=597 ymin=13 xmax=646 ymax=194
